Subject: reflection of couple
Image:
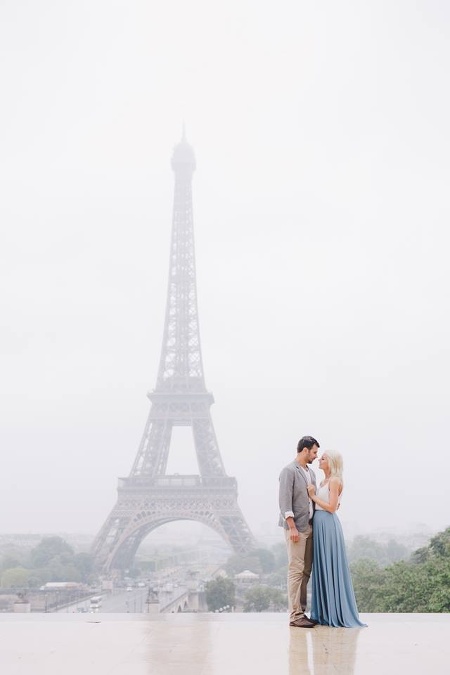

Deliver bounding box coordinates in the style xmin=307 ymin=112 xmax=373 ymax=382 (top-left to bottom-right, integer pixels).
xmin=289 ymin=625 xmax=361 ymax=675
xmin=279 ymin=435 xmax=366 ymax=628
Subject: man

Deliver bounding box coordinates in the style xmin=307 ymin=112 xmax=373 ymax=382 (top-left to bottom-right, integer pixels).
xmin=279 ymin=435 xmax=319 ymax=627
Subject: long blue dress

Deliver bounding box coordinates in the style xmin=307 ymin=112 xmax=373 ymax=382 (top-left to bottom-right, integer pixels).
xmin=310 ymin=488 xmax=366 ymax=628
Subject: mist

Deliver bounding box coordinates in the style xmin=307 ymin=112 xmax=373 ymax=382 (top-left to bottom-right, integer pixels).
xmin=0 ymin=1 xmax=449 ymax=544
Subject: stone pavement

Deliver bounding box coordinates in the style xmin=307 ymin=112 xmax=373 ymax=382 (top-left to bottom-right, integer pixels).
xmin=0 ymin=612 xmax=449 ymax=674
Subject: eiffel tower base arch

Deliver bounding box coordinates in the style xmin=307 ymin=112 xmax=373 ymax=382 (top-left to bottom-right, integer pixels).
xmin=92 ymin=477 xmax=255 ymax=573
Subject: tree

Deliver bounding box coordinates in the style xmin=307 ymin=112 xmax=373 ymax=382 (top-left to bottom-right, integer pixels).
xmin=265 ymin=569 xmax=286 ymax=589
xmin=72 ymin=552 xmax=95 ymax=579
xmin=424 ymin=558 xmax=450 ymax=612
xmin=225 ymin=548 xmax=276 ymax=575
xmin=1 ymin=567 xmax=30 ymax=589
xmin=347 ymin=535 xmax=409 ymax=567
xmin=24 ymin=537 xmax=95 ymax=584
xmin=271 ymin=542 xmax=288 ymax=569
xmin=351 ymin=527 xmax=450 ymax=612
xmin=255 ymin=549 xmax=276 ymax=574
xmin=225 ymin=553 xmax=262 ymax=575
xmin=243 ymin=586 xmax=272 ymax=612
xmin=205 ymin=577 xmax=235 ymax=612
xmin=351 ymin=559 xmax=387 ymax=612
xmin=0 ymin=555 xmax=22 ymax=571
xmin=45 ymin=557 xmax=81 ymax=582
xmin=29 ymin=537 xmax=74 ymax=568
xmin=429 ymin=528 xmax=450 ymax=558
xmin=385 ymin=539 xmax=410 ymax=563
xmin=243 ymin=585 xmax=287 ymax=612
xmin=269 ymin=587 xmax=287 ymax=611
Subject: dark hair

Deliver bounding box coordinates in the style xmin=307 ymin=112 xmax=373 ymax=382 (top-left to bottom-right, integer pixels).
xmin=297 ymin=436 xmax=320 ymax=453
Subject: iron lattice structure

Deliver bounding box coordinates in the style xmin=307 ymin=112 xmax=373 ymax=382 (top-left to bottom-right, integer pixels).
xmin=92 ymin=135 xmax=255 ymax=572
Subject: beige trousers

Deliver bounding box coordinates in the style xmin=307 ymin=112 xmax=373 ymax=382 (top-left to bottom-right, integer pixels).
xmin=285 ymin=523 xmax=313 ymax=622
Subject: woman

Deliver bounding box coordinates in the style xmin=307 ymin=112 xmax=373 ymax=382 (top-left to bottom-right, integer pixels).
xmin=307 ymin=451 xmax=366 ymax=627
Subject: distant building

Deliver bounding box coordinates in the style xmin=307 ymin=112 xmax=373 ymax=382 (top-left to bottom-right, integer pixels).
xmin=234 ymin=569 xmax=259 ymax=586
xmin=40 ymin=582 xmax=82 ymax=591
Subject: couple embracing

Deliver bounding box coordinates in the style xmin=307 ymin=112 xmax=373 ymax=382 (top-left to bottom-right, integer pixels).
xmin=279 ymin=435 xmax=366 ymax=628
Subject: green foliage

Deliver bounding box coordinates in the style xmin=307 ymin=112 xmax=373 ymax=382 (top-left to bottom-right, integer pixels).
xmin=429 ymin=528 xmax=450 ymax=558
xmin=425 ymin=559 xmax=450 ymax=612
xmin=385 ymin=539 xmax=410 ymax=563
xmin=410 ymin=546 xmax=429 ymax=564
xmin=352 ymin=527 xmax=450 ymax=612
xmin=255 ymin=548 xmax=277 ymax=573
xmin=29 ymin=537 xmax=74 ymax=568
xmin=27 ymin=574 xmax=46 ymax=589
xmin=264 ymin=569 xmax=287 ymax=589
xmin=205 ymin=576 xmax=235 ymax=612
xmin=72 ymin=552 xmax=94 ymax=578
xmin=225 ymin=548 xmax=276 ymax=575
xmin=271 ymin=543 xmax=288 ymax=569
xmin=351 ymin=559 xmax=388 ymax=612
xmin=0 ymin=555 xmax=23 ymax=571
xmin=347 ymin=535 xmax=409 ymax=567
xmin=1 ymin=567 xmax=30 ymax=588
xmin=44 ymin=558 xmax=82 ymax=583
xmin=0 ymin=537 xmax=96 ymax=588
xmin=243 ymin=585 xmax=287 ymax=612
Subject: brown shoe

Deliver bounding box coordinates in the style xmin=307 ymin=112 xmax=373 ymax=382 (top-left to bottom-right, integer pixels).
xmin=305 ymin=616 xmax=319 ymax=625
xmin=289 ymin=617 xmax=316 ymax=628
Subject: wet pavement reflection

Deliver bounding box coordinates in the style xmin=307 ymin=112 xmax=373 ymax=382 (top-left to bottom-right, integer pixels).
xmin=0 ymin=613 xmax=449 ymax=674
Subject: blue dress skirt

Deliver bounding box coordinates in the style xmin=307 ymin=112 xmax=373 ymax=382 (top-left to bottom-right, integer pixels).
xmin=310 ymin=510 xmax=366 ymax=627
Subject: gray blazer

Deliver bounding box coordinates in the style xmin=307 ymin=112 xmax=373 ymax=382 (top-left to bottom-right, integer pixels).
xmin=278 ymin=460 xmax=317 ymax=533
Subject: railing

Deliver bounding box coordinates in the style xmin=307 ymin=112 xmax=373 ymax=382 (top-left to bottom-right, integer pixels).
xmin=118 ymin=475 xmax=237 ymax=489
xmin=158 ymin=586 xmax=190 ymax=613
xmin=154 ymin=476 xmax=201 ymax=487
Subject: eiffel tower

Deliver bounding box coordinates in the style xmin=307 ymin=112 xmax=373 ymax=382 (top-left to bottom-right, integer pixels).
xmin=92 ymin=133 xmax=255 ymax=572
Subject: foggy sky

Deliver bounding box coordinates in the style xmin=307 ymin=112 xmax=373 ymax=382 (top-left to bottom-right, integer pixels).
xmin=1 ymin=1 xmax=449 ymax=541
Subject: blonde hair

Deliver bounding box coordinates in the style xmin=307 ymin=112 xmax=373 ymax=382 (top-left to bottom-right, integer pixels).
xmin=325 ymin=450 xmax=344 ymax=482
